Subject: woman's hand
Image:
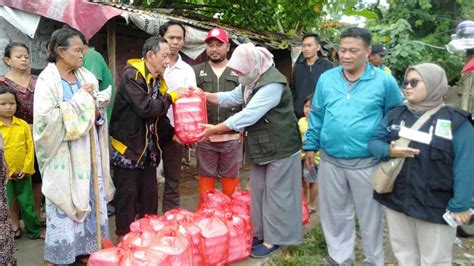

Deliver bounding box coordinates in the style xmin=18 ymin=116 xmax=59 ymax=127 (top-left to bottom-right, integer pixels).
xmin=198 ymin=123 xmax=218 ymax=142
xmin=82 ymin=83 xmax=95 ymax=97
xmin=452 ymin=210 xmax=472 ymax=226
xmin=389 ymin=142 xmax=420 ymax=158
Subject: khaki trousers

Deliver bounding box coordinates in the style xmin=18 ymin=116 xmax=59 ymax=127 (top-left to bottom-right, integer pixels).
xmin=385 ymin=207 xmax=456 ymax=266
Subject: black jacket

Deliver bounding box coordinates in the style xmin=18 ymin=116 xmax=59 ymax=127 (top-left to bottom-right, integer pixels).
xmin=109 ymin=59 xmax=173 ymax=163
xmin=290 ymin=56 xmax=333 ymax=118
xmin=375 ymin=106 xmax=472 ymax=224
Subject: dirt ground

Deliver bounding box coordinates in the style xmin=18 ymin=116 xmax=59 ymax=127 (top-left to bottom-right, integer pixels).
xmin=14 ymin=159 xmax=474 ymax=265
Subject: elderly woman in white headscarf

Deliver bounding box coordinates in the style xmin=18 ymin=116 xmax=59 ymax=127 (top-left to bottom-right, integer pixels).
xmin=200 ymin=43 xmax=303 ymax=257
xmin=368 ymin=63 xmax=474 ymax=265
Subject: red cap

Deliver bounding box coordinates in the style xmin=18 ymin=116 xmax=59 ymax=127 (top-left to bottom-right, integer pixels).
xmin=204 ymin=28 xmax=229 ymax=43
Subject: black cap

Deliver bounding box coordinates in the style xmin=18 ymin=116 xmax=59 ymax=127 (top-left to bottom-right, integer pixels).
xmin=371 ymin=44 xmax=390 ymax=56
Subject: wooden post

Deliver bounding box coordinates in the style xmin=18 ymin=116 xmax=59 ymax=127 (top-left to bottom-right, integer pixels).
xmin=107 ymin=19 xmax=117 ymax=84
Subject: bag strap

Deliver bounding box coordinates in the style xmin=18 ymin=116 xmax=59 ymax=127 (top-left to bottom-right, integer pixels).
xmin=397 ymin=104 xmax=443 ymax=147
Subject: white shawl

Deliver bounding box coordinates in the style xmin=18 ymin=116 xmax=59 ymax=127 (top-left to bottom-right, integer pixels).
xmin=34 ymin=63 xmax=115 ymax=223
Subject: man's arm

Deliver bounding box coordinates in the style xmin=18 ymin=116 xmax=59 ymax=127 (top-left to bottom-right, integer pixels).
xmin=302 ymin=78 xmax=325 ymax=152
xmin=121 ymin=71 xmax=171 ymax=119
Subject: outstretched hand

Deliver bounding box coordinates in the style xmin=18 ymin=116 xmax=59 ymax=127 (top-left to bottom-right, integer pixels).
xmin=198 ymin=123 xmax=217 ymax=142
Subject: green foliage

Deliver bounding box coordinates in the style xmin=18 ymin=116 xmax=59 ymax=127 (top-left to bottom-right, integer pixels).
xmin=120 ymin=0 xmax=361 ymax=36
xmin=268 ymin=225 xmax=327 ymax=265
xmin=367 ymin=19 xmax=425 ymax=81
xmin=366 ymin=0 xmax=469 ymax=82
xmin=342 ymin=9 xmax=378 ymax=20
xmin=121 ymin=0 xmax=469 ymax=82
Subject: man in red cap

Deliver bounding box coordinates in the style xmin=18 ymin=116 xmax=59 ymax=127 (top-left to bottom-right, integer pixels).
xmin=193 ymin=28 xmax=242 ymax=196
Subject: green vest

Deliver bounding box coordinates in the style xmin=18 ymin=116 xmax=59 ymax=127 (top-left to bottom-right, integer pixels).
xmin=193 ymin=62 xmax=241 ymax=125
xmin=243 ymin=67 xmax=301 ymax=164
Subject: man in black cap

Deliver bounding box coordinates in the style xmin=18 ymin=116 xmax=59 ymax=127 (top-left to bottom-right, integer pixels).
xmin=369 ymin=44 xmax=392 ymax=74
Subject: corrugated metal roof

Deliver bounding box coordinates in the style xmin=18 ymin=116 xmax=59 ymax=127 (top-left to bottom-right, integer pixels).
xmin=99 ymin=2 xmax=297 ymax=50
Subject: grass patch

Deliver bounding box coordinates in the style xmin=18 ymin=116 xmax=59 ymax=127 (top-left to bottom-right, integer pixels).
xmin=268 ymin=225 xmax=328 ymax=265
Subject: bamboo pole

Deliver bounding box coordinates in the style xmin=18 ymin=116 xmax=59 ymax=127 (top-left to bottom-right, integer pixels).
xmin=89 ymin=128 xmax=102 ymax=250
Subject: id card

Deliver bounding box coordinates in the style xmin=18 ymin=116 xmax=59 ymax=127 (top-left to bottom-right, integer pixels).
xmin=398 ymin=126 xmax=432 ymax=145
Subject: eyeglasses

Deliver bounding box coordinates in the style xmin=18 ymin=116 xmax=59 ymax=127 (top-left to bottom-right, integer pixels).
xmin=403 ymin=79 xmax=422 ymax=88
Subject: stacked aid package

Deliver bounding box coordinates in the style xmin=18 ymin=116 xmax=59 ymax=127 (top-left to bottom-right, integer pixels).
xmin=88 ymin=189 xmax=252 ymax=266
xmin=172 ymin=88 xmax=207 ymax=143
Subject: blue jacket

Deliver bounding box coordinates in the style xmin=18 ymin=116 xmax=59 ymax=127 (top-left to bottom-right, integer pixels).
xmin=303 ymin=63 xmax=403 ymax=158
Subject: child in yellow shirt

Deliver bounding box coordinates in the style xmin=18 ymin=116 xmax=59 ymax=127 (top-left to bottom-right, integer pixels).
xmin=298 ymin=95 xmax=318 ymax=213
xmin=0 ymin=86 xmax=44 ymax=239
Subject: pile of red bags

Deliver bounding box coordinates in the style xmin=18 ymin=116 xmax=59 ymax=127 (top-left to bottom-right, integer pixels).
xmin=173 ymin=88 xmax=208 ymax=143
xmin=88 ymin=189 xmax=252 ymax=266
xmin=89 ymin=187 xmax=310 ymax=265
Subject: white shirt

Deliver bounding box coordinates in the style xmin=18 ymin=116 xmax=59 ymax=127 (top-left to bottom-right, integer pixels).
xmin=164 ymin=54 xmax=197 ymax=126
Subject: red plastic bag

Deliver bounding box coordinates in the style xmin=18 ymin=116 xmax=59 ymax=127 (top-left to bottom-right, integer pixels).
xmin=177 ymin=222 xmax=204 ymax=266
xmin=194 ymin=210 xmax=229 ymax=265
xmin=302 ymin=189 xmax=310 ymax=225
xmin=224 ymin=213 xmax=251 ymax=263
xmin=120 ymin=246 xmax=168 ymax=266
xmin=164 ymin=208 xmax=195 ymax=223
xmin=88 ymin=247 xmax=124 ymax=266
xmin=173 ymin=88 xmax=207 ymax=143
xmin=197 ymin=189 xmax=231 ymax=211
xmin=232 ymin=211 xmax=252 ymax=251
xmin=149 ymin=225 xmax=193 ymax=266
xmin=231 ymin=189 xmax=250 ymax=215
xmin=130 ymin=215 xmax=167 ymax=232
xmin=118 ymin=230 xmax=157 ymax=248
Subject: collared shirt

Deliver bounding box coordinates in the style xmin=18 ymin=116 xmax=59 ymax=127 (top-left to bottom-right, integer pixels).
xmin=303 ymin=63 xmax=403 ymax=159
xmin=0 ymin=116 xmax=35 ymax=177
xmin=164 ymin=54 xmax=196 ymax=125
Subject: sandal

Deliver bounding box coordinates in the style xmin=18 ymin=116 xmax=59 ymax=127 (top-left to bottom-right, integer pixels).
xmin=12 ymin=228 xmax=22 ymax=239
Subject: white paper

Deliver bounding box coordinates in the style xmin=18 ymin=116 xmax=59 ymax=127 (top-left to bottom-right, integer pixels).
xmin=399 ymin=126 xmax=432 ymax=145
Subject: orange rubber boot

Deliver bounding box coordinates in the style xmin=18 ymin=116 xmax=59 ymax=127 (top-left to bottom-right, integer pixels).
xmin=198 ymin=176 xmax=215 ymax=193
xmin=222 ymin=177 xmax=240 ymax=197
